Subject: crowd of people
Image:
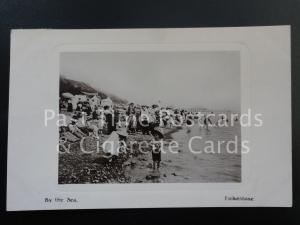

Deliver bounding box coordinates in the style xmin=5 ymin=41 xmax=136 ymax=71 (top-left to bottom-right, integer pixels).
xmin=59 ymin=96 xmax=240 ymax=172
xmin=59 ymin=98 xmax=118 ymax=141
xmin=59 ymin=95 xmax=234 ymax=143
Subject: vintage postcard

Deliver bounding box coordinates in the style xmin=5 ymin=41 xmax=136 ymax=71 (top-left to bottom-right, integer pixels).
xmin=7 ymin=26 xmax=292 ymax=210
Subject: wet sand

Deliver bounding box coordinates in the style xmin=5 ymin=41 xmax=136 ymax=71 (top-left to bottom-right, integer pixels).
xmin=59 ymin=123 xmax=241 ymax=184
xmin=125 ymin=124 xmax=241 ymax=183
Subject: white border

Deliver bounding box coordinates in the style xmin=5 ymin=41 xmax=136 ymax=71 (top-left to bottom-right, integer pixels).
xmin=7 ymin=27 xmax=292 ymax=210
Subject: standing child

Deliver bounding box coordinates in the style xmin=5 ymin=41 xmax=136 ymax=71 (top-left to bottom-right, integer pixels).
xmin=150 ymin=130 xmax=164 ymax=170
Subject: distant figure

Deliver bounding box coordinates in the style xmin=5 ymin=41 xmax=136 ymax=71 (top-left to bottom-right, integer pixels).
xmin=67 ymin=100 xmax=73 ymax=112
xmin=127 ymin=114 xmax=137 ymax=134
xmin=104 ymin=106 xmax=115 ymax=135
xmin=186 ymin=112 xmax=193 ymax=126
xmin=203 ymin=115 xmax=213 ymax=130
xmin=92 ymin=107 xmax=98 ymax=120
xmin=126 ymin=102 xmax=135 ymax=116
xmin=76 ymin=103 xmax=82 ymax=112
xmin=97 ymin=110 xmax=106 ymax=137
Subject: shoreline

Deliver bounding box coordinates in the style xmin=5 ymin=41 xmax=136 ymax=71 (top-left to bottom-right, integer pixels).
xmin=58 ymin=126 xmax=181 ymax=184
xmin=58 ymin=124 xmax=241 ymax=184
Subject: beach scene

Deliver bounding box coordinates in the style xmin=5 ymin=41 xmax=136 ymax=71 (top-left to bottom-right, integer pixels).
xmin=58 ymin=51 xmax=241 ymax=184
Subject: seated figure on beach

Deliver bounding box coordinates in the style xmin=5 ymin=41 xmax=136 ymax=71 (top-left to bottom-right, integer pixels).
xmin=68 ymin=119 xmax=86 ymax=139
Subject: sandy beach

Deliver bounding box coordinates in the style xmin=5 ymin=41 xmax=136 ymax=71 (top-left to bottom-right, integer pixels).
xmin=125 ymin=123 xmax=241 ymax=183
xmin=59 ymin=122 xmax=241 ymax=184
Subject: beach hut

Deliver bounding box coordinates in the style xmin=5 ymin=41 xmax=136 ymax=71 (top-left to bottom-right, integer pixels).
xmin=89 ymin=95 xmax=101 ymax=111
xmin=72 ymin=94 xmax=88 ymax=109
xmin=101 ymin=97 xmax=113 ymax=108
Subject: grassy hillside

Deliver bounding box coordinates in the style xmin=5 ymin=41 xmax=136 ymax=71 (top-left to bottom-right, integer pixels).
xmin=60 ymin=76 xmax=127 ymax=104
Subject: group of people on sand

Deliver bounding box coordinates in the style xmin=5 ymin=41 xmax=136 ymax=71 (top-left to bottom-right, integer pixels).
xmin=59 ymin=96 xmax=237 ymax=170
xmin=59 ymin=99 xmax=166 ymax=170
xmin=59 ymin=96 xmax=229 ymax=141
xmin=60 ymin=107 xmax=116 ymax=141
xmin=125 ymin=102 xmax=216 ymax=133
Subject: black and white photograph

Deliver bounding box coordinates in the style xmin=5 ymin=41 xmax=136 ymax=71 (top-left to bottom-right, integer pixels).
xmin=58 ymin=51 xmax=241 ymax=184
xmin=1 ymin=0 xmax=297 ymax=222
xmin=6 ymin=26 xmax=292 ymax=210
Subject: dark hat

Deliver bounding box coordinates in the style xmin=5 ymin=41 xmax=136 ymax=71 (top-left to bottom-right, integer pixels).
xmin=151 ymin=129 xmax=164 ymax=140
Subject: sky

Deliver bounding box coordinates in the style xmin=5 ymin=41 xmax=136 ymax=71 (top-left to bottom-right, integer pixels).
xmin=60 ymin=51 xmax=240 ymax=111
